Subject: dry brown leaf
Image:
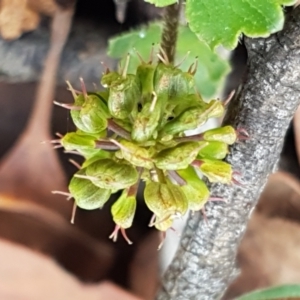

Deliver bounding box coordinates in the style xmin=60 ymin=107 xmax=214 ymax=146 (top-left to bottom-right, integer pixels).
xmin=294 ymin=105 xmax=300 ymax=165
xmin=0 ymin=194 xmax=115 ymax=281
xmin=129 ymin=231 xmax=160 ymax=300
xmin=224 ymin=213 xmax=300 ymax=299
xmin=256 ymin=171 xmax=300 ymax=222
xmin=0 ymin=238 xmax=140 ymax=300
xmin=0 ymin=0 xmax=75 ymax=40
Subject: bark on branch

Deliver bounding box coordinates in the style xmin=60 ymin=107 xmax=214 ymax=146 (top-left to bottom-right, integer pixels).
xmin=157 ymin=7 xmax=300 ymax=300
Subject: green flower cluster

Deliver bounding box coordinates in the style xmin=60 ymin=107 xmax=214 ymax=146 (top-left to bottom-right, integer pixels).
xmin=55 ymin=52 xmax=241 ymax=244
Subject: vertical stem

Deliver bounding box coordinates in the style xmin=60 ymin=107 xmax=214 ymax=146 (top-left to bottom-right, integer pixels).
xmin=25 ymin=6 xmax=74 ymax=137
xmin=159 ymin=0 xmax=182 ymax=65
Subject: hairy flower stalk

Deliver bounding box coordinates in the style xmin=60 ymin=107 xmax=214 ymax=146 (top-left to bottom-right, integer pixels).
xmin=157 ymin=7 xmax=300 ymax=300
xmin=159 ymin=0 xmax=182 ymax=64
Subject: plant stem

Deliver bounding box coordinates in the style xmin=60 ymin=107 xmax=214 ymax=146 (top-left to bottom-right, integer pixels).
xmin=156 ymin=7 xmax=300 ymax=300
xmin=159 ymin=0 xmax=182 ymax=64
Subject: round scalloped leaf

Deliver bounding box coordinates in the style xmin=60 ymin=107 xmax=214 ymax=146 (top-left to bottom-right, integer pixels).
xmin=144 ymin=0 xmax=177 ymax=7
xmin=107 ymin=23 xmax=229 ymax=99
xmin=186 ymin=0 xmax=297 ymax=49
xmin=236 ymin=284 xmax=300 ymax=300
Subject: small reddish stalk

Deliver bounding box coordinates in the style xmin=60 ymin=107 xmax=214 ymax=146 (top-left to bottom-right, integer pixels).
xmin=107 ymin=119 xmax=131 ymax=140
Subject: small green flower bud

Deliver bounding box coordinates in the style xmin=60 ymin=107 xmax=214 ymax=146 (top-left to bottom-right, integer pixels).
xmin=69 ymin=169 xmax=111 ymax=210
xmin=177 ymin=166 xmax=210 ymax=212
xmin=111 ymin=189 xmax=137 ymax=230
xmin=154 ymin=141 xmax=207 ymax=170
xmin=108 ymin=74 xmax=140 ymax=119
xmin=109 ymin=188 xmax=137 ymax=244
xmin=153 ymin=63 xmax=175 ymax=96
xmin=202 ymin=125 xmax=237 ymax=145
xmin=85 ymin=159 xmax=139 ymax=190
xmin=168 ymin=68 xmax=195 ymax=98
xmin=197 ymin=158 xmax=233 ymax=184
xmin=80 ymin=94 xmax=109 ymax=134
xmin=198 ymin=141 xmax=229 ymax=160
xmin=70 ymin=94 xmax=86 ymax=132
xmin=131 ymin=94 xmax=166 ymax=142
xmin=115 ymin=139 xmax=153 ymax=169
xmin=144 ymin=180 xmax=188 ymax=219
xmin=160 ymin=106 xmax=209 ymax=136
xmin=61 ymin=132 xmax=96 ymax=152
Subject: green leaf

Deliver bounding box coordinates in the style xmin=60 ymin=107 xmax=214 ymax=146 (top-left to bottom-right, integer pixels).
xmin=144 ymin=0 xmax=177 ymax=7
xmin=107 ymin=23 xmax=230 ymax=99
xmin=186 ymin=0 xmax=296 ymax=49
xmin=236 ymin=284 xmax=300 ymax=300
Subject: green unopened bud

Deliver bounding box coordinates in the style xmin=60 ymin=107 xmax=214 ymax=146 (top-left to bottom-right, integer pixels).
xmin=202 ymin=125 xmax=237 ymax=145
xmin=69 ymin=169 xmax=111 ymax=210
xmin=160 ymin=106 xmax=208 ymax=136
xmin=198 ymin=141 xmax=229 ymax=160
xmin=131 ymin=96 xmax=164 ymax=142
xmin=80 ymin=94 xmax=109 ymax=134
xmin=84 ymin=159 xmax=139 ymax=190
xmin=109 ymin=189 xmax=137 ymax=244
xmin=177 ymin=166 xmax=210 ymax=211
xmin=144 ymin=180 xmax=188 ymax=219
xmin=115 ymin=139 xmax=153 ymax=169
xmin=153 ymin=63 xmax=175 ymax=96
xmin=61 ymin=132 xmax=96 ymax=152
xmin=197 ymin=158 xmax=233 ymax=184
xmin=111 ymin=189 xmax=136 ymax=229
xmin=154 ymin=142 xmax=207 ymax=170
xmin=168 ymin=68 xmax=194 ymax=98
xmin=70 ymin=94 xmax=86 ymax=132
xmin=108 ymin=74 xmax=140 ymax=119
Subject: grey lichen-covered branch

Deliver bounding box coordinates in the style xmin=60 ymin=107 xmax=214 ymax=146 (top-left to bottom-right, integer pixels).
xmin=157 ymin=7 xmax=300 ymax=300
